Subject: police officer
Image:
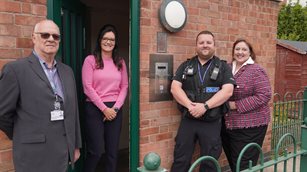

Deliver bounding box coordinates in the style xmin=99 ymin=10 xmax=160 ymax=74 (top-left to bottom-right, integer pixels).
xmin=170 ymin=30 xmax=236 ymax=172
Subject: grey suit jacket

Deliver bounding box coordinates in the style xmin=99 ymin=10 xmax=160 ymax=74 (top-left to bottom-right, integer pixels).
xmin=0 ymin=53 xmax=82 ymax=172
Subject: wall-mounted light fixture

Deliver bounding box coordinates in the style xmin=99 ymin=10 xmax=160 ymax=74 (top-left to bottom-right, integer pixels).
xmin=159 ymin=0 xmax=187 ymax=33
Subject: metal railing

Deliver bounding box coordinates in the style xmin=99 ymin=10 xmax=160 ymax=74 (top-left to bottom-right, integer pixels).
xmin=188 ymin=132 xmax=307 ymax=171
xmin=188 ymin=156 xmax=221 ymax=172
xmin=272 ymin=91 xmax=305 ymax=152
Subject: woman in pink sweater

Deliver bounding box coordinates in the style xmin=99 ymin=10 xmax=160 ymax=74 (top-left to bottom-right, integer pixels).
xmin=82 ymin=24 xmax=128 ymax=172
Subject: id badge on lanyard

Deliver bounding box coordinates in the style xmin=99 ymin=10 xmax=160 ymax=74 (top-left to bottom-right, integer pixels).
xmin=50 ymin=95 xmax=64 ymax=121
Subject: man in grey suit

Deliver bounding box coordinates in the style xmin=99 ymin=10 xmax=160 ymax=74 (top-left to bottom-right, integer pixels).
xmin=0 ymin=20 xmax=82 ymax=172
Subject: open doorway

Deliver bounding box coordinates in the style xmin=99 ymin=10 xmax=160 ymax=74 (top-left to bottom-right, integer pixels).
xmin=79 ymin=0 xmax=130 ymax=171
xmin=49 ymin=0 xmax=132 ymax=170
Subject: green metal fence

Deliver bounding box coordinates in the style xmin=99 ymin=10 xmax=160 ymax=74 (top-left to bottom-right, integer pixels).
xmin=272 ymin=90 xmax=305 ymax=153
xmin=188 ymin=131 xmax=307 ymax=172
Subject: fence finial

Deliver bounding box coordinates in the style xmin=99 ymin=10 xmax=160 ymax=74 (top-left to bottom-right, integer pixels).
xmin=137 ymin=152 xmax=167 ymax=172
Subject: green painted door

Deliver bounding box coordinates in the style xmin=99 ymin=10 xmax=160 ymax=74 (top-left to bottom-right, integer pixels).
xmin=61 ymin=2 xmax=85 ymax=172
xmin=47 ymin=0 xmax=85 ymax=171
xmin=60 ymin=0 xmax=85 ymax=96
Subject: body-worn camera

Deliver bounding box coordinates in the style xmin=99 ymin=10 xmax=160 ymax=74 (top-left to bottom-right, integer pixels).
xmin=182 ymin=65 xmax=194 ymax=80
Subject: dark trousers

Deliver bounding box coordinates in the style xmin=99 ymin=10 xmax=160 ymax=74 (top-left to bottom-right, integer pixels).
xmin=171 ymin=117 xmax=222 ymax=172
xmin=221 ymin=121 xmax=267 ymax=172
xmin=83 ymin=102 xmax=123 ymax=172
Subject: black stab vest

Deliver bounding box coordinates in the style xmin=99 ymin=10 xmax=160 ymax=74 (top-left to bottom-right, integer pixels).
xmin=180 ymin=56 xmax=229 ymax=121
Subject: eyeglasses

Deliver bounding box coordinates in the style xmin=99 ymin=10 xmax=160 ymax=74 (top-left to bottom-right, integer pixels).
xmin=102 ymin=37 xmax=115 ymax=43
xmin=35 ymin=32 xmax=61 ymax=41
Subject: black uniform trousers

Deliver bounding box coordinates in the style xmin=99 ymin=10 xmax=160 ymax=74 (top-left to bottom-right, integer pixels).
xmin=171 ymin=117 xmax=222 ymax=172
xmin=83 ymin=102 xmax=123 ymax=172
xmin=221 ymin=120 xmax=268 ymax=172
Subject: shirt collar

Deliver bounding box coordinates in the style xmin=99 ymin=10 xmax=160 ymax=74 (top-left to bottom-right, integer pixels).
xmin=232 ymin=56 xmax=254 ymax=75
xmin=33 ymin=50 xmax=57 ymax=69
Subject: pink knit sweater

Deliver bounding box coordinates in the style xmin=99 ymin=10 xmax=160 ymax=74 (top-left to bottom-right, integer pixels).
xmin=82 ymin=55 xmax=128 ymax=111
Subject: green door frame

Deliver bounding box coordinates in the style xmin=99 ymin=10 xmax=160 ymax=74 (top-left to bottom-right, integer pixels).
xmin=47 ymin=0 xmax=140 ymax=171
xmin=130 ymin=0 xmax=140 ymax=171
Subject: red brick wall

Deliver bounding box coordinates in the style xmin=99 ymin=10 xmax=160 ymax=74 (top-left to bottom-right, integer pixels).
xmin=0 ymin=0 xmax=46 ymax=171
xmin=0 ymin=0 xmax=281 ymax=171
xmin=139 ymin=0 xmax=280 ymax=170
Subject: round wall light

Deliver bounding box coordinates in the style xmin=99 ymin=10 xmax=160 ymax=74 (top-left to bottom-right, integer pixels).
xmin=159 ymin=0 xmax=187 ymax=32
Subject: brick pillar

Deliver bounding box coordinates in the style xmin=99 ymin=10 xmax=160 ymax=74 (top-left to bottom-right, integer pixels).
xmin=0 ymin=0 xmax=47 ymax=171
xmin=0 ymin=131 xmax=13 ymax=171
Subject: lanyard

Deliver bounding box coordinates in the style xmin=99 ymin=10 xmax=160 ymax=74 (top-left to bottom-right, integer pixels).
xmin=33 ymin=51 xmax=63 ymax=100
xmin=197 ymin=61 xmax=212 ymax=85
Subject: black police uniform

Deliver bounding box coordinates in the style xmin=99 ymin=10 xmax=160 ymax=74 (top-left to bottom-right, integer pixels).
xmin=171 ymin=56 xmax=235 ymax=172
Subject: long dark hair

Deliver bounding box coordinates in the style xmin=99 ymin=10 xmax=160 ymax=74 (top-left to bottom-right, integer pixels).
xmin=232 ymin=38 xmax=256 ymax=62
xmin=93 ymin=24 xmax=122 ymax=70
